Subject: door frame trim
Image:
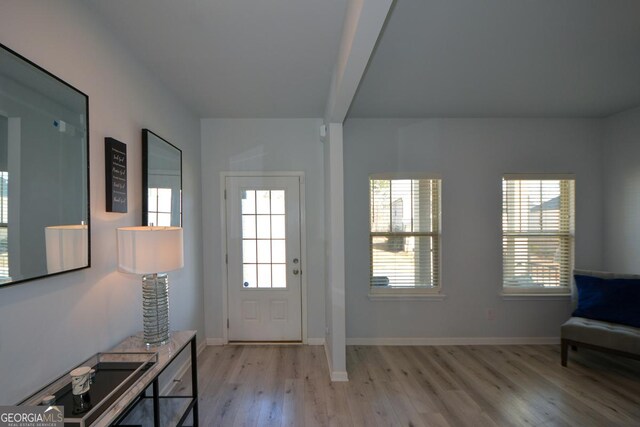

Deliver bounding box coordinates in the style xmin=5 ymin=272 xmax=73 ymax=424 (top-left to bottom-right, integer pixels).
xmin=220 ymin=171 xmax=308 ymax=344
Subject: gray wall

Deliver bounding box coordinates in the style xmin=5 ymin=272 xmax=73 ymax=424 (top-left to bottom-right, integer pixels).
xmin=603 ymin=106 xmax=640 ymax=273
xmin=344 ymin=118 xmax=604 ymax=340
xmin=0 ymin=0 xmax=203 ymax=404
xmin=200 ymin=118 xmax=325 ymax=341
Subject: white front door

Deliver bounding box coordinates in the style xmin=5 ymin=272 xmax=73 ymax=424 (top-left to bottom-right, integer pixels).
xmin=225 ymin=176 xmax=302 ymax=341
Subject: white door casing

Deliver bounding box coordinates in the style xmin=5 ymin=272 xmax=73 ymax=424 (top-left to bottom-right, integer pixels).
xmin=225 ymin=175 xmax=302 ymax=341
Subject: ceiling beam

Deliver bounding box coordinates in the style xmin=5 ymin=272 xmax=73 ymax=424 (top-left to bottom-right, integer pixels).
xmin=324 ymin=0 xmax=393 ymax=123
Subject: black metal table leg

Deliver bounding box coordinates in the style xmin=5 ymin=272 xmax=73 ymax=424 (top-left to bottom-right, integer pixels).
xmin=152 ymin=378 xmax=160 ymax=427
xmin=190 ymin=337 xmax=199 ymax=427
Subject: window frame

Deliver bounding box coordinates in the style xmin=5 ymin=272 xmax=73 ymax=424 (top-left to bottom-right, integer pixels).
xmin=368 ymin=173 xmax=443 ymax=298
xmin=501 ymin=173 xmax=575 ymax=296
xmin=146 ymin=187 xmax=174 ymax=227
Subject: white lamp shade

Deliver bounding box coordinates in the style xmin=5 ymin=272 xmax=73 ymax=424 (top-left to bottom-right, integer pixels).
xmin=45 ymin=225 xmax=89 ymax=273
xmin=117 ymin=226 xmax=183 ymax=274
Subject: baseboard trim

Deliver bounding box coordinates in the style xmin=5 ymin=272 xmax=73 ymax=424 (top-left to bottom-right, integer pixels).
xmin=206 ymin=337 xmax=325 ymax=346
xmin=331 ymin=371 xmax=349 ymax=381
xmin=160 ymin=339 xmax=207 ymax=395
xmin=323 ymin=340 xmax=350 ymax=382
xmin=346 ymin=337 xmax=560 ymax=345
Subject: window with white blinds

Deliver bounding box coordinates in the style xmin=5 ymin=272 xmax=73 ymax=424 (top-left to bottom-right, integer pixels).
xmin=502 ymin=175 xmax=575 ymax=292
xmin=0 ymin=171 xmax=7 ymax=279
xmin=370 ymin=176 xmax=440 ymax=290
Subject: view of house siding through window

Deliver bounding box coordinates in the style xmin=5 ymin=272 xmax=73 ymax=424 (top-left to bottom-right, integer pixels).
xmin=370 ymin=177 xmax=440 ymax=288
xmin=502 ymin=177 xmax=575 ymax=290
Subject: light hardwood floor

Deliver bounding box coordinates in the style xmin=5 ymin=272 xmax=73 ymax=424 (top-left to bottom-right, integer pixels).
xmin=173 ymin=344 xmax=640 ymax=426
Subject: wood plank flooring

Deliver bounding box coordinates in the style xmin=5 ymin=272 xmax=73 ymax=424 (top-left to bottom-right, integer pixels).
xmin=172 ymin=344 xmax=640 ymax=426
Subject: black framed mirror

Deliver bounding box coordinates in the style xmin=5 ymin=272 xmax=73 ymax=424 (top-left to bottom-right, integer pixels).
xmin=142 ymin=129 xmax=182 ymax=227
xmin=0 ymin=43 xmax=90 ymax=288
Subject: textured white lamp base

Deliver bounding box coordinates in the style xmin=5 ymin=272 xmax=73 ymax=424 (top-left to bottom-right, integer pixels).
xmin=142 ymin=273 xmax=170 ymax=346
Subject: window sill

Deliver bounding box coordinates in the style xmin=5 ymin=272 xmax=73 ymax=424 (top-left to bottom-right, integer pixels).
xmin=368 ymin=292 xmax=447 ymax=301
xmin=500 ymin=292 xmax=571 ymax=301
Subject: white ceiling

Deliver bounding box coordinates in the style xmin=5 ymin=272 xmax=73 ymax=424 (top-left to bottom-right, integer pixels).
xmin=89 ymin=0 xmax=640 ymax=119
xmin=88 ymin=0 xmax=347 ymax=118
xmin=349 ymin=0 xmax=640 ymax=118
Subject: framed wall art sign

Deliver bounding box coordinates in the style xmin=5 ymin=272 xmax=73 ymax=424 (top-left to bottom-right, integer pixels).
xmin=105 ymin=137 xmax=127 ymax=213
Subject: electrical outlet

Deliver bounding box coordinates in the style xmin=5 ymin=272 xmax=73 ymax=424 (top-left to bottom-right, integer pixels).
xmin=486 ymin=308 xmax=496 ymax=321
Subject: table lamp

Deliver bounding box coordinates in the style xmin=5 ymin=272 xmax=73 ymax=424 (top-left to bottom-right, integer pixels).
xmin=116 ymin=226 xmax=183 ymax=346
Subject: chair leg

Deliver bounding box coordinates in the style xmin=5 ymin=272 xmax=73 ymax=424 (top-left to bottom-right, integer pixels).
xmin=561 ymin=339 xmax=569 ymax=367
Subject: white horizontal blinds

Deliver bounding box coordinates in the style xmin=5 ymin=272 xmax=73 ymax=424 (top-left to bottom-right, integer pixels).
xmin=370 ymin=178 xmax=440 ymax=288
xmin=502 ymin=177 xmax=575 ymax=289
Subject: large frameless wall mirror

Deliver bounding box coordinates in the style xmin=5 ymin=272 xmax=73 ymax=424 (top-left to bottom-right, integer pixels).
xmin=142 ymin=129 xmax=182 ymax=227
xmin=0 ymin=44 xmax=90 ymax=287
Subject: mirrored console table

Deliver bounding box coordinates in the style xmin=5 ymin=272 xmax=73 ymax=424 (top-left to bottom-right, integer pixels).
xmin=20 ymin=330 xmax=199 ymax=427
